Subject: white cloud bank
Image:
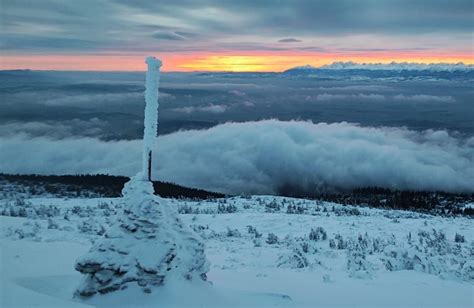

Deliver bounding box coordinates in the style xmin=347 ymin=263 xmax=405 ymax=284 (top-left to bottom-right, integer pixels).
xmin=313 ymin=93 xmax=455 ymax=103
xmin=1 ymin=120 xmax=473 ymax=194
xmin=171 ymin=104 xmax=228 ymax=114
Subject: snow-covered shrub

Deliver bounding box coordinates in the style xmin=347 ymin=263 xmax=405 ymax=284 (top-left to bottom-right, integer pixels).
xmin=416 ymin=229 xmax=451 ymax=255
xmin=253 ymin=237 xmax=263 ymax=247
xmin=97 ymin=201 xmax=111 ymax=210
xmin=98 ymin=201 xmax=116 ymax=217
xmin=247 ymin=225 xmax=262 ymax=237
xmin=15 ymin=198 xmax=26 ymax=207
xmin=218 ymin=203 xmax=237 ymax=213
xmin=0 ymin=200 xmax=35 ymax=218
xmin=71 ymin=206 xmax=93 ymax=218
xmin=278 ymin=237 xmax=320 ymax=269
xmin=286 ymin=205 xmax=306 ymax=214
xmin=191 ymin=224 xmax=208 ymax=233
xmin=247 ymin=225 xmax=262 ymax=246
xmin=380 ymin=229 xmax=473 ymax=282
xmin=330 ymin=234 xmax=348 ymax=250
xmin=226 ymin=227 xmax=241 ymax=237
xmin=34 ymin=205 xmax=60 ymax=218
xmin=455 ymin=233 xmax=465 ymax=243
xmin=75 ymin=175 xmax=209 ymax=296
xmin=247 ymin=225 xmax=257 ymax=234
xmin=278 ymin=240 xmax=310 ymax=269
xmin=461 ymin=261 xmax=474 ymax=281
xmin=77 ymin=219 xmax=106 ymax=236
xmin=47 ymin=218 xmax=59 ymax=229
xmin=334 ymin=207 xmax=361 ymax=216
xmin=10 ymin=221 xmax=41 ymax=240
xmin=266 ymin=233 xmax=279 ymax=245
xmin=178 ymin=204 xmax=200 ymax=214
xmin=309 ymin=227 xmax=327 ymax=241
xmin=265 ymin=200 xmax=281 ymax=213
xmin=347 ymin=242 xmax=374 ymax=279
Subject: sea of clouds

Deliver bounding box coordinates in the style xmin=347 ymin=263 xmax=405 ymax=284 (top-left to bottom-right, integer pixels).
xmin=1 ymin=120 xmax=473 ymax=195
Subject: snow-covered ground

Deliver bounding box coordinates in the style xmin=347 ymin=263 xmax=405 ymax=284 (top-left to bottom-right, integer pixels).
xmin=1 ymin=195 xmax=473 ymax=307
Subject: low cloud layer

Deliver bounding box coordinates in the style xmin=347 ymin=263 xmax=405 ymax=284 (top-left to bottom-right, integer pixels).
xmin=171 ymin=104 xmax=228 ymax=114
xmin=313 ymin=93 xmax=455 ymax=103
xmin=1 ymin=120 xmax=472 ymax=195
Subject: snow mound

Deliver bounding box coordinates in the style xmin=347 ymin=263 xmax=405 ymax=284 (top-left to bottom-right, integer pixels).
xmin=74 ymin=174 xmax=209 ymax=296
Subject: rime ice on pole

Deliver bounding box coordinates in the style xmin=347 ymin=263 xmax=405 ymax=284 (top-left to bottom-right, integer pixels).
xmin=143 ymin=56 xmax=162 ymax=181
xmin=74 ymin=57 xmax=209 ymax=297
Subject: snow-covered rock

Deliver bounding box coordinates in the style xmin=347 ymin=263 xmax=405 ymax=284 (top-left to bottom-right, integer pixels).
xmin=74 ymin=174 xmax=209 ymax=296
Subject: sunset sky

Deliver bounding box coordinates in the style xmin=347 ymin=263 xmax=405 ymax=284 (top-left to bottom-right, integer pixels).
xmin=1 ymin=0 xmax=473 ymax=72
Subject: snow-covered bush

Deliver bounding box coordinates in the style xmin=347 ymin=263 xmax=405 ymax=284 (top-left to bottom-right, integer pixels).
xmin=309 ymin=227 xmax=327 ymax=241
xmin=286 ymin=205 xmax=306 ymax=214
xmin=218 ymin=203 xmax=237 ymax=213
xmin=330 ymin=234 xmax=348 ymax=250
xmin=71 ymin=205 xmax=93 ymax=218
xmin=47 ymin=218 xmax=59 ymax=229
xmin=178 ymin=204 xmax=201 ymax=214
xmin=278 ymin=236 xmax=321 ymax=269
xmin=226 ymin=227 xmax=241 ymax=237
xmin=347 ymin=241 xmax=374 ymax=279
xmin=9 ymin=221 xmax=41 ymax=240
xmin=77 ymin=219 xmax=106 ymax=236
xmin=278 ymin=240 xmax=310 ymax=268
xmin=381 ymin=229 xmax=473 ymax=282
xmin=247 ymin=225 xmax=262 ymax=238
xmin=265 ymin=200 xmax=281 ymax=213
xmin=334 ymin=207 xmax=361 ymax=216
xmin=455 ymin=233 xmax=465 ymax=243
xmin=266 ymin=233 xmax=279 ymax=245
xmin=34 ymin=205 xmax=60 ymax=218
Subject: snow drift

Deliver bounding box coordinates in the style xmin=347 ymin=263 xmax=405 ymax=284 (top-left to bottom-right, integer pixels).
xmin=1 ymin=120 xmax=473 ymax=194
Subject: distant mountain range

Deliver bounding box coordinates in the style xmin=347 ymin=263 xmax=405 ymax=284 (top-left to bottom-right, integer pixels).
xmin=283 ymin=62 xmax=474 ymax=81
xmin=287 ymin=61 xmax=474 ymax=72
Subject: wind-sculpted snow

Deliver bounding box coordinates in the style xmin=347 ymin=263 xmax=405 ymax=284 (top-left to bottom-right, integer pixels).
xmin=1 ymin=120 xmax=473 ymax=195
xmin=74 ymin=174 xmax=209 ymax=296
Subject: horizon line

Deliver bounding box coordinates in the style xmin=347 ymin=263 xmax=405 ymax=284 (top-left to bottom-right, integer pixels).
xmin=2 ymin=60 xmax=473 ymax=74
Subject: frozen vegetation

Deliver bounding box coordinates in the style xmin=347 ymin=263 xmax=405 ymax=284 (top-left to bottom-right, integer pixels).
xmin=74 ymin=175 xmax=208 ymax=296
xmin=1 ymin=192 xmax=473 ymax=307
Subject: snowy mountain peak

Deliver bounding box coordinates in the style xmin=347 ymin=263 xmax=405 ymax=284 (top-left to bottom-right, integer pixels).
xmin=319 ymin=61 xmax=474 ymax=71
xmin=285 ymin=61 xmax=473 ymax=72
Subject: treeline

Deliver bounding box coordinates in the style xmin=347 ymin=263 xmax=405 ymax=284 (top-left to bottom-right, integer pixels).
xmin=0 ymin=174 xmax=225 ymax=200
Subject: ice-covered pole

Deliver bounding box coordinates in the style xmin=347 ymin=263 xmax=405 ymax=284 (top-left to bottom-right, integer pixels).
xmin=142 ymin=56 xmax=162 ymax=181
